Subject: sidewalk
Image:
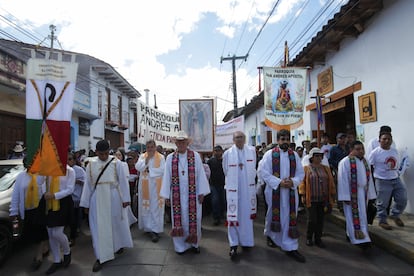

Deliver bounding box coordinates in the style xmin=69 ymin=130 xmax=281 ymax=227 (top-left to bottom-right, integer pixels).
xmin=328 ymin=209 xmax=414 ymax=265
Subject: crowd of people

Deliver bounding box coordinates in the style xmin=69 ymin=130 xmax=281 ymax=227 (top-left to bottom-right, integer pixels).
xmin=8 ymin=125 xmax=409 ymax=273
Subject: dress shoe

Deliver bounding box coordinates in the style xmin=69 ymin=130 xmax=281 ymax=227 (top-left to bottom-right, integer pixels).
xmin=266 ymin=237 xmax=277 ymax=248
xmin=92 ymin=260 xmax=103 ymax=272
xmin=115 ymin=248 xmax=124 ymax=254
xmin=286 ymin=250 xmax=306 ymax=263
xmin=229 ymin=246 xmax=238 ymax=261
xmin=315 ymin=240 xmax=326 ymax=248
xmin=151 ymin=232 xmax=160 ymax=243
xmin=379 ymin=222 xmax=393 ymax=230
xmin=191 ymin=246 xmax=201 ymax=254
xmin=306 ymin=239 xmax=313 ymax=246
xmin=63 ymin=252 xmax=71 ymax=267
xmin=46 ymin=262 xmax=62 ymax=275
xmin=31 ymin=258 xmax=42 ymax=270
xmin=242 ymin=246 xmax=253 ymax=252
xmin=390 ymin=216 xmax=404 ymax=227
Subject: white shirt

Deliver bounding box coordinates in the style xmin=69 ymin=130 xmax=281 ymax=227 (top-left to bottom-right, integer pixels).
xmin=368 ymin=147 xmax=400 ymax=180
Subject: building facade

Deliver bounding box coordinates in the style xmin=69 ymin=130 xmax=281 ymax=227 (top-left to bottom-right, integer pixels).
xmin=0 ymin=39 xmax=141 ymax=159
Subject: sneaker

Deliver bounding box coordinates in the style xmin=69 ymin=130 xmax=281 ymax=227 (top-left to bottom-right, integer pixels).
xmin=229 ymin=246 xmax=238 ymax=261
xmin=379 ymin=222 xmax=393 ymax=230
xmin=390 ymin=217 xmax=404 ymax=227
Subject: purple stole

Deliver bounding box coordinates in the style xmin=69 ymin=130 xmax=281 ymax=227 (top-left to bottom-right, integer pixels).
xmin=349 ymin=156 xmax=370 ymax=240
xmin=271 ymin=147 xmax=299 ymax=239
xmin=170 ymin=150 xmax=198 ymax=243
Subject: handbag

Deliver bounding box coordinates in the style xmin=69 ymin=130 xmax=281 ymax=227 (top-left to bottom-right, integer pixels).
xmin=366 ymin=199 xmax=377 ymax=225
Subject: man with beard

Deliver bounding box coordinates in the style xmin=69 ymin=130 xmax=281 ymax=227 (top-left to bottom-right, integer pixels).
xmin=258 ymin=129 xmax=305 ymax=263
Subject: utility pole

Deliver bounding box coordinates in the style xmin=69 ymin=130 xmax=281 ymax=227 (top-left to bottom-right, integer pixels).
xmin=49 ymin=25 xmax=56 ymax=49
xmin=220 ymin=54 xmax=248 ymax=117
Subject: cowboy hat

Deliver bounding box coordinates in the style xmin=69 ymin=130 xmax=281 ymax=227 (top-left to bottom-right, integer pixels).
xmin=172 ymin=130 xmax=193 ymax=143
xmin=309 ymin=147 xmax=323 ymax=158
xmin=13 ymin=144 xmax=25 ymax=153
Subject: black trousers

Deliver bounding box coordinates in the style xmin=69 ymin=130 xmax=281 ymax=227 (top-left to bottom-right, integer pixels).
xmin=306 ymin=202 xmax=325 ymax=241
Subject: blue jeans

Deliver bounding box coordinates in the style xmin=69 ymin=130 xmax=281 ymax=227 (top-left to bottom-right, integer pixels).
xmin=210 ymin=185 xmax=226 ymax=221
xmin=376 ymin=178 xmax=407 ymax=222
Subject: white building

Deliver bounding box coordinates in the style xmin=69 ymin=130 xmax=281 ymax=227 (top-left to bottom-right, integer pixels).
xmin=234 ymin=0 xmax=414 ymax=213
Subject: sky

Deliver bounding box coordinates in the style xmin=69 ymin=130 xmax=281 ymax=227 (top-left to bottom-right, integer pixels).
xmin=0 ymin=0 xmax=346 ymax=123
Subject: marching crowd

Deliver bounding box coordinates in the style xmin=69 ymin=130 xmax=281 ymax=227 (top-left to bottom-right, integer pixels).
xmin=8 ymin=125 xmax=409 ymax=274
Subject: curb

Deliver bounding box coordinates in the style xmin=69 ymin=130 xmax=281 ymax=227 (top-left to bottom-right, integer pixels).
xmin=327 ymin=211 xmax=414 ymax=265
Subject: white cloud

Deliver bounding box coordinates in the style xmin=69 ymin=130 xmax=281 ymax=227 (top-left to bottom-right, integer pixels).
xmin=0 ymin=0 xmax=303 ymax=120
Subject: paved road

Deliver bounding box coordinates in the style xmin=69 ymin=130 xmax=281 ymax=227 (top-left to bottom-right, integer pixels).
xmin=1 ymin=208 xmax=414 ymax=276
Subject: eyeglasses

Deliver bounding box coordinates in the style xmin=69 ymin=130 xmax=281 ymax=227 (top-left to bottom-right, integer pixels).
xmin=278 ymin=137 xmax=290 ymax=141
xmin=234 ymin=136 xmax=244 ymax=139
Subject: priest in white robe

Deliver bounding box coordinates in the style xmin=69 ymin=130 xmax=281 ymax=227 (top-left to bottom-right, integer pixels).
xmin=136 ymin=139 xmax=166 ymax=242
xmin=80 ymin=140 xmax=133 ymax=272
xmin=223 ymin=131 xmax=257 ymax=260
xmin=338 ymin=140 xmax=376 ymax=249
xmin=160 ymin=130 xmax=210 ymax=254
xmin=258 ymin=129 xmax=306 ymax=263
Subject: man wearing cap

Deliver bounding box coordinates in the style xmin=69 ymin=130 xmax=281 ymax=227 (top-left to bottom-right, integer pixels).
xmin=223 ymin=131 xmax=257 ymax=260
xmin=160 ymin=130 xmax=210 ymax=254
xmin=135 ymin=139 xmax=166 ymax=242
xmin=328 ymin=133 xmax=349 ymax=171
xmin=338 ymin=141 xmax=376 ymax=250
xmin=258 ymin=129 xmax=305 ymax=263
xmin=80 ymin=140 xmax=133 ymax=272
xmin=207 ymin=145 xmax=226 ymax=226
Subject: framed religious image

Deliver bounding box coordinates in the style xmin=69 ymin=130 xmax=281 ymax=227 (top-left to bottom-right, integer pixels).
xmin=358 ymin=91 xmax=377 ymax=123
xmin=179 ymin=99 xmax=214 ymax=152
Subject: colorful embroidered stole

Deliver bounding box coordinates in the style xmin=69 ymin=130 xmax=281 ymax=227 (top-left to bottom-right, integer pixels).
xmin=271 ymin=147 xmax=298 ymax=238
xmin=171 ymin=150 xmax=198 ymax=243
xmin=25 ymin=172 xmax=39 ymax=209
xmin=349 ymin=156 xmax=370 ymax=240
xmin=141 ymin=152 xmax=163 ymax=210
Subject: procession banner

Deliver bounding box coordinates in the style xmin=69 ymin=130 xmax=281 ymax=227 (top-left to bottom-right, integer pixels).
xmin=263 ymin=67 xmax=307 ymax=130
xmin=179 ymin=99 xmax=214 ymax=152
xmin=215 ymin=116 xmax=244 ymax=150
xmin=137 ymin=100 xmax=180 ymax=149
xmin=26 ymin=56 xmax=78 ymax=176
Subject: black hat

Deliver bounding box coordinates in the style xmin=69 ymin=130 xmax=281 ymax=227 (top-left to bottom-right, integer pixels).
xmin=96 ymin=140 xmax=110 ymax=151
